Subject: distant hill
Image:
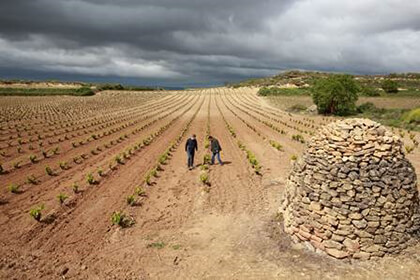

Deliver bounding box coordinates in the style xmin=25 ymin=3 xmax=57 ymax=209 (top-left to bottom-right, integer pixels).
xmin=227 ymin=71 xmax=420 ymax=89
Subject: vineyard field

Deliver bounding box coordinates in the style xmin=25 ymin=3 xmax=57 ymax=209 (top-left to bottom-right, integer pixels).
xmin=0 ymin=88 xmax=419 ymax=279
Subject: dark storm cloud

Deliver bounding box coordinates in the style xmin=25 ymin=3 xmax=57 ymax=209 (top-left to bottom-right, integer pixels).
xmin=0 ymin=0 xmax=419 ymax=85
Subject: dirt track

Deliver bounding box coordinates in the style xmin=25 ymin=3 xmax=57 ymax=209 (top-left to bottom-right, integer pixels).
xmin=0 ymin=88 xmax=419 ymax=279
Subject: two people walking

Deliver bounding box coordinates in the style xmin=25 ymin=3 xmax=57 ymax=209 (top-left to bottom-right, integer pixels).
xmin=185 ymin=134 xmax=223 ymax=170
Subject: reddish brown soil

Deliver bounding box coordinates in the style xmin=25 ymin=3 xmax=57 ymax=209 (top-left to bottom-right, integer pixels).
xmin=0 ymin=89 xmax=419 ymax=280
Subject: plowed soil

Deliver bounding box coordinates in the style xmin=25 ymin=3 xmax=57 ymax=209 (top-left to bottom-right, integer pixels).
xmin=0 ymin=88 xmax=419 ymax=280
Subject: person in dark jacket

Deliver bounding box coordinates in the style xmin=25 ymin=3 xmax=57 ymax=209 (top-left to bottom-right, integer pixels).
xmin=185 ymin=134 xmax=198 ymax=170
xmin=208 ymin=136 xmax=223 ymax=165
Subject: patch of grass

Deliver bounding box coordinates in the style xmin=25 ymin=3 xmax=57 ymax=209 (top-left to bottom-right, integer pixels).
xmin=357 ymin=103 xmax=419 ymax=131
xmin=288 ymin=104 xmax=307 ymax=112
xmin=147 ymin=241 xmax=166 ymax=249
xmin=402 ymin=108 xmax=420 ymax=125
xmin=292 ymin=134 xmax=305 ymax=143
xmin=269 ymin=140 xmax=283 ymax=151
xmin=172 ymin=244 xmax=181 ymax=250
xmin=258 ymin=87 xmax=311 ymax=96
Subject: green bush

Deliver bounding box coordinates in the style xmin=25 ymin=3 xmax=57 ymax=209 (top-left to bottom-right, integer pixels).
xmin=402 ymin=108 xmax=420 ymax=124
xmin=360 ymin=86 xmax=381 ymax=96
xmin=382 ymin=79 xmax=399 ymax=93
xmin=357 ymin=102 xmax=377 ymax=113
xmin=258 ymin=87 xmax=310 ymax=96
xmin=312 ymin=75 xmax=359 ymax=116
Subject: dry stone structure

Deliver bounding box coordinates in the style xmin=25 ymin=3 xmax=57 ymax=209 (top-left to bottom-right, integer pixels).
xmin=282 ymin=118 xmax=420 ymax=260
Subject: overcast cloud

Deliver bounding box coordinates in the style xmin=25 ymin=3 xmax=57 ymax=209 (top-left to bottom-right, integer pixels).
xmin=0 ymin=0 xmax=419 ymax=86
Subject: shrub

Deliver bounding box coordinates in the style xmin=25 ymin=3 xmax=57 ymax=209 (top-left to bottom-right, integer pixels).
xmin=13 ymin=161 xmax=21 ymax=169
xmin=111 ymin=211 xmax=134 ymax=227
xmin=29 ymin=204 xmax=44 ymax=221
xmin=203 ymin=154 xmax=211 ymax=165
xmin=8 ymin=183 xmax=20 ymax=193
xmin=402 ymin=108 xmax=420 ymax=124
xmin=269 ymin=140 xmax=283 ymax=151
xmin=60 ymin=160 xmax=71 ymax=169
xmin=150 ymin=168 xmax=158 ymax=178
xmin=0 ymin=163 xmax=3 ymax=173
xmin=258 ymin=87 xmax=310 ymax=96
xmin=97 ymin=168 xmax=103 ymax=177
xmin=254 ymin=164 xmax=262 ymax=175
xmin=135 ymin=186 xmax=146 ymax=196
xmin=57 ymin=193 xmax=68 ymax=204
xmin=29 ymin=154 xmax=37 ymax=163
xmin=357 ymin=102 xmax=376 ymax=113
xmin=45 ymin=166 xmax=54 ymax=176
xmin=158 ymin=154 xmax=168 ymax=165
xmin=292 ymin=134 xmax=305 ymax=143
xmin=360 ymin=85 xmax=380 ymax=97
xmin=126 ymin=195 xmax=136 ymax=206
xmin=200 ymin=172 xmax=210 ymax=185
xmin=382 ymin=79 xmax=399 ymax=93
xmin=200 ymin=164 xmax=209 ymax=171
xmin=312 ymin=75 xmax=359 ymax=116
xmin=291 ymin=155 xmax=298 ymax=161
xmin=86 ymin=173 xmax=95 ymax=185
xmin=27 ymin=175 xmax=38 ymax=185
xmin=405 ymin=145 xmax=414 ymax=154
xmin=145 ymin=173 xmax=152 ymax=185
xmin=115 ymin=155 xmax=123 ymax=164
xmin=72 ymin=183 xmax=79 ymax=193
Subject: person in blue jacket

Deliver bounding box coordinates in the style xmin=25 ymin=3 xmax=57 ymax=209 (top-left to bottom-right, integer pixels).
xmin=185 ymin=134 xmax=198 ymax=170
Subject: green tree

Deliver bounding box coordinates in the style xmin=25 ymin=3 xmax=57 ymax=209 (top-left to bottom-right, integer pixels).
xmin=381 ymin=79 xmax=399 ymax=93
xmin=312 ymin=75 xmax=359 ymax=116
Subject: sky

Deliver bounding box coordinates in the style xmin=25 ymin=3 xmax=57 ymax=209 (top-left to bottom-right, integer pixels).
xmin=0 ymin=0 xmax=419 ymax=87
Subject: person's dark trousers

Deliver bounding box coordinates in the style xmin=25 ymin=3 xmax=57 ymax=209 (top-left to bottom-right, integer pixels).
xmin=211 ymin=151 xmax=223 ymax=165
xmin=187 ymin=150 xmax=195 ymax=168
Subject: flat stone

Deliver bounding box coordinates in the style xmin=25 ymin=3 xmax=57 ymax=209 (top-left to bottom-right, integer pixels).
xmin=352 ymin=219 xmax=368 ymax=229
xmin=353 ymin=252 xmax=371 ymax=260
xmin=343 ymin=238 xmax=360 ymax=252
xmin=365 ymin=244 xmax=381 ymax=253
xmin=349 ymin=213 xmax=363 ymax=220
xmin=323 ymin=239 xmax=344 ymax=250
xmin=325 ymin=248 xmax=349 ymax=259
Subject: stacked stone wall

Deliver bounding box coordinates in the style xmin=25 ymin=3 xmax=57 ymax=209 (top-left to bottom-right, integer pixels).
xmin=282 ymin=119 xmax=420 ymax=259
